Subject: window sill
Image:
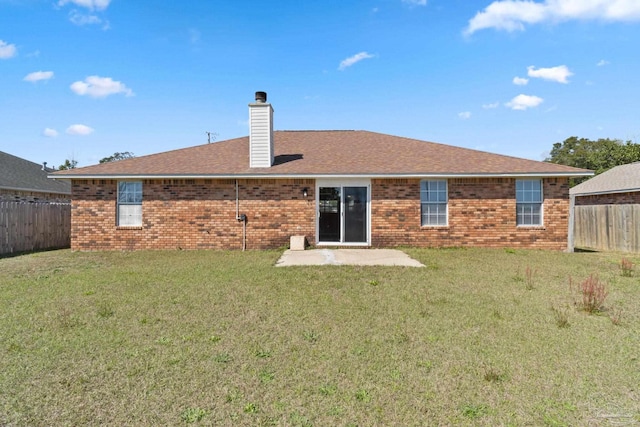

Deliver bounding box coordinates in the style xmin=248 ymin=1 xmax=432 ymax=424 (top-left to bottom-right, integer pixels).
xmin=116 ymin=226 xmax=143 ymax=230
xmin=421 ymin=225 xmax=449 ymax=229
xmin=517 ymin=225 xmax=545 ymax=230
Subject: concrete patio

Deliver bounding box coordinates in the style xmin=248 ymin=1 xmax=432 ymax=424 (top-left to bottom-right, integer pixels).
xmin=275 ymin=248 xmax=424 ymax=267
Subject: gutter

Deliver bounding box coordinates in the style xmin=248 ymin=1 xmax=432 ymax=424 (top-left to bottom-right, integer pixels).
xmin=49 ymin=171 xmax=594 ymax=181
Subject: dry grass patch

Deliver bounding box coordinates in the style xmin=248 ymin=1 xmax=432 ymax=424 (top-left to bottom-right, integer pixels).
xmin=1 ymin=248 xmax=639 ymax=426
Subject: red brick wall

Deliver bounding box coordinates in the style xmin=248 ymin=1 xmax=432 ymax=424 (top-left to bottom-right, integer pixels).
xmin=574 ymin=191 xmax=640 ymax=206
xmin=371 ymin=177 xmax=570 ymax=250
xmin=70 ymin=179 xmax=316 ymax=250
xmin=71 ymin=177 xmax=570 ymax=251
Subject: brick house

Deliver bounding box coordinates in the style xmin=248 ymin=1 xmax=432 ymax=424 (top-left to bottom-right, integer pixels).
xmin=53 ymin=92 xmax=591 ymax=251
xmin=1 ymin=151 xmax=70 ymax=202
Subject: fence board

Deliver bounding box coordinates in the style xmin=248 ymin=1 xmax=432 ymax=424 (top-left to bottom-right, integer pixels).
xmin=0 ymin=201 xmax=71 ymax=255
xmin=574 ymin=204 xmax=640 ymax=252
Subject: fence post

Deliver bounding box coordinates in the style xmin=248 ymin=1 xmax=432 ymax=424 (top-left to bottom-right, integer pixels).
xmin=567 ymin=194 xmax=575 ymax=252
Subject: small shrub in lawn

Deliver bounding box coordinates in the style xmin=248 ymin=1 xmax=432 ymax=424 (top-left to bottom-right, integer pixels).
xmin=355 ymin=389 xmax=371 ymax=403
xmin=620 ymin=258 xmax=634 ymax=277
xmin=97 ymin=304 xmax=114 ymax=319
xmin=225 ymin=389 xmax=242 ymax=403
xmin=552 ymin=305 xmax=570 ymax=328
xmin=254 ymin=349 xmax=271 ymax=358
xmin=327 ymin=406 xmax=343 ymax=416
xmin=483 ymin=367 xmax=506 ymax=383
xmin=303 ymin=330 xmax=319 ymax=343
xmin=213 ymin=352 xmax=231 ymax=364
xmin=461 ymin=404 xmax=488 ymax=419
xmin=243 ymin=403 xmax=258 ymax=414
xmin=180 ymin=407 xmax=206 ymax=423
xmin=258 ymin=369 xmax=275 ymax=384
xmin=319 ymin=384 xmax=337 ymax=396
xmin=571 ymin=274 xmax=608 ymax=314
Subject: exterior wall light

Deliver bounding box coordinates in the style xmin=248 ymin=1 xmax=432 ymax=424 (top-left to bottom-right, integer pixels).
xmin=302 ymin=188 xmax=308 ymax=198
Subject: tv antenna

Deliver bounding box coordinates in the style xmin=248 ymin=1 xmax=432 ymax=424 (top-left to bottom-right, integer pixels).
xmin=205 ymin=131 xmax=218 ymax=144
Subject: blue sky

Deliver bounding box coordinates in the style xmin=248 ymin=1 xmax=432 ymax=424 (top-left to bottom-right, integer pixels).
xmin=2 ymin=0 xmax=640 ymax=168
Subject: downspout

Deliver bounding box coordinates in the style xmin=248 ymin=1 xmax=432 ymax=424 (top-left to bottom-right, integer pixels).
xmin=235 ymin=180 xmax=247 ymax=251
xmin=567 ymin=193 xmax=575 ymax=253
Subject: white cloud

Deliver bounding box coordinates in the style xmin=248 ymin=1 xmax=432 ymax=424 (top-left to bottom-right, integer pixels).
xmin=465 ymin=0 xmax=640 ymax=35
xmin=24 ymin=71 xmax=54 ymax=83
xmin=482 ymin=102 xmax=500 ymax=109
xmin=0 ymin=40 xmax=17 ymax=59
xmin=338 ymin=52 xmax=375 ymax=71
xmin=69 ymin=10 xmax=102 ymax=25
xmin=527 ymin=65 xmax=573 ymax=83
xmin=458 ymin=111 xmax=472 ymax=119
xmin=597 ymin=59 xmax=610 ymax=66
xmin=58 ymin=0 xmax=110 ymax=11
xmin=513 ymin=76 xmax=529 ymax=85
xmin=402 ymin=0 xmax=427 ymax=5
xmin=66 ymin=124 xmax=94 ymax=135
xmin=43 ymin=128 xmax=59 ymax=138
xmin=506 ymin=94 xmax=544 ymax=110
xmin=70 ymin=75 xmax=134 ymax=98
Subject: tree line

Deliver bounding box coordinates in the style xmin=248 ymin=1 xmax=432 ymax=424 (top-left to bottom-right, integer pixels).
xmin=545 ymin=137 xmax=640 ymax=185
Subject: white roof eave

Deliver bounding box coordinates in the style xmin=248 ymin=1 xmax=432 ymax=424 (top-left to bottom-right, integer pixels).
xmin=50 ymin=171 xmax=593 ymax=180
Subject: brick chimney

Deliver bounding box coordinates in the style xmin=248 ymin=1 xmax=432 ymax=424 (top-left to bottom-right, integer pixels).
xmin=249 ymin=91 xmax=274 ymax=168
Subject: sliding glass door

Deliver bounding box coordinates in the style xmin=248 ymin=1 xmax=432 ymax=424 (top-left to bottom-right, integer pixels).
xmin=318 ymin=181 xmax=369 ymax=245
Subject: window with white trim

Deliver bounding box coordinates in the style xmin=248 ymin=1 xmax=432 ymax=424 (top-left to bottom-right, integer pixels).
xmin=516 ymin=179 xmax=542 ymax=226
xmin=117 ymin=181 xmax=142 ymax=226
xmin=420 ymin=180 xmax=448 ymax=226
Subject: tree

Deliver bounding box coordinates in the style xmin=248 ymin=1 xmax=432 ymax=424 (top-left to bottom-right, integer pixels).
xmin=546 ymin=136 xmax=640 ymax=185
xmin=58 ymin=159 xmax=78 ymax=170
xmin=99 ymin=152 xmax=135 ymax=163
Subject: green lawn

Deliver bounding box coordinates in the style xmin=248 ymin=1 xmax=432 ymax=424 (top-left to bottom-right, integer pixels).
xmin=1 ymin=248 xmax=639 ymax=426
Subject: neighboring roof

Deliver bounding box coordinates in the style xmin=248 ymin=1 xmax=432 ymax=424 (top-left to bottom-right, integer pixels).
xmin=570 ymin=162 xmax=640 ymax=196
xmin=53 ymin=130 xmax=592 ymax=179
xmin=0 ymin=151 xmax=71 ymax=194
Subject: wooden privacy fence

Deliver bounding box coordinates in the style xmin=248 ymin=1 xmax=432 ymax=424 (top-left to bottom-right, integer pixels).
xmin=574 ymin=204 xmax=640 ymax=252
xmin=0 ymin=201 xmax=71 ymax=255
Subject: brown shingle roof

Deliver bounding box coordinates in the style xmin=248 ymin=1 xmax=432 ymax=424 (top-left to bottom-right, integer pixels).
xmin=570 ymin=161 xmax=640 ymax=196
xmin=1 ymin=151 xmax=71 ymax=194
xmin=52 ymin=130 xmax=591 ymax=178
